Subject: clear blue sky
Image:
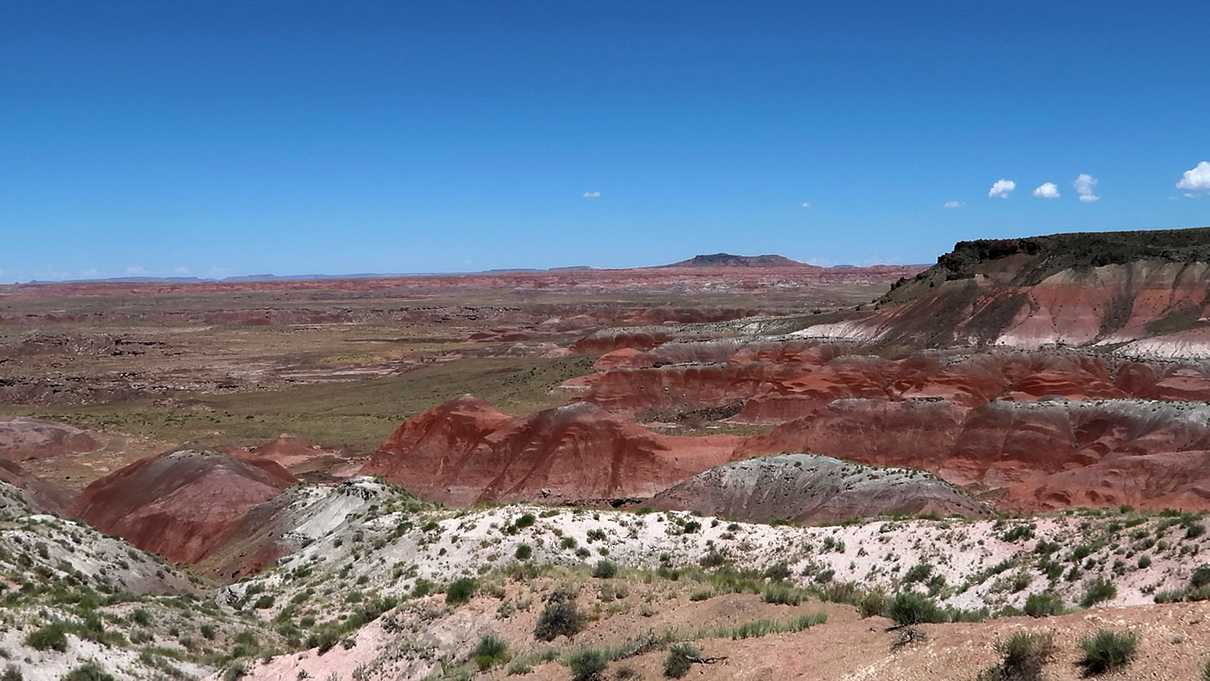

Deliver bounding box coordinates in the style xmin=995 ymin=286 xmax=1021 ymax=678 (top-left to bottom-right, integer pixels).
xmin=2 ymin=1 xmax=1208 ymax=282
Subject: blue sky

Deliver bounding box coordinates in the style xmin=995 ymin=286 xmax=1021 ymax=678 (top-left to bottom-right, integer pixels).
xmin=2 ymin=1 xmax=1208 ymax=282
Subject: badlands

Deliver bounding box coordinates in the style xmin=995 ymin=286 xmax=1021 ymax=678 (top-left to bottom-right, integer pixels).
xmin=4 ymin=234 xmax=1210 ymax=679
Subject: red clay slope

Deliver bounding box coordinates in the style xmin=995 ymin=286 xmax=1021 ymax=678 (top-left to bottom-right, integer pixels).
xmin=739 ymin=398 xmax=1210 ymax=512
xmin=361 ymin=395 xmax=739 ymax=505
xmin=0 ymin=417 xmax=99 ymax=462
xmin=72 ymin=449 xmax=296 ymax=564
xmin=793 ymin=228 xmax=1210 ymax=357
xmin=573 ymin=342 xmax=1210 ymax=423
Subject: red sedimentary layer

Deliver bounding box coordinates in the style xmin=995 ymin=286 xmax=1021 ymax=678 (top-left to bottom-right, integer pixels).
xmin=572 ymin=342 xmax=1210 ymax=422
xmin=361 ymin=395 xmax=739 ymax=505
xmin=71 ymin=449 xmax=296 ymax=564
xmin=739 ymin=398 xmax=1210 ymax=512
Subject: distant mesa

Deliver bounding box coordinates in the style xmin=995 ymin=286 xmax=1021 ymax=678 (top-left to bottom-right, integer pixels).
xmin=663 ymin=253 xmax=808 ymax=268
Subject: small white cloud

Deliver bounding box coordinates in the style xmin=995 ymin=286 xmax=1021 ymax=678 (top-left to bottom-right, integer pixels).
xmin=988 ymin=179 xmax=1016 ymax=199
xmin=1032 ymin=182 xmax=1061 ymax=199
xmin=1074 ymin=173 xmax=1100 ymax=203
xmin=1177 ymin=161 xmax=1210 ymax=195
xmin=943 ymin=200 xmax=963 ymax=209
xmin=125 ymin=265 xmax=146 ymax=275
xmin=582 ymin=191 xmax=601 ymax=199
xmin=801 ymin=201 xmax=812 ymax=208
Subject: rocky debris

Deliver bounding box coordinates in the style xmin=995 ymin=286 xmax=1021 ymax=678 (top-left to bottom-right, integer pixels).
xmin=647 ymin=453 xmax=991 ymax=523
xmin=198 ymin=476 xmax=401 ymax=580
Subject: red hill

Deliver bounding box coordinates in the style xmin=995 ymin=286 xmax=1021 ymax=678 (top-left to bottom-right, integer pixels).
xmin=72 ymin=449 xmax=296 ymax=564
xmin=361 ymin=395 xmax=738 ymax=505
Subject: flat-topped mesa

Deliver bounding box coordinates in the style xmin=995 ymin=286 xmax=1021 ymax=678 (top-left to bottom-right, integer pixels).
xmin=361 ymin=396 xmax=738 ymax=505
xmin=71 ymin=448 xmax=297 ymax=564
xmin=663 ymin=253 xmax=810 ymax=268
xmin=794 ymin=226 xmax=1210 ymax=357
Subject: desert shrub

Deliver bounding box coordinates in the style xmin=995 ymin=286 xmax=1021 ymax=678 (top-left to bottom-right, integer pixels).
xmin=698 ymin=549 xmax=728 ymax=568
xmin=888 ymin=592 xmax=944 ymax=626
xmin=586 ymin=529 xmax=607 ymax=543
xmin=62 ymin=664 xmax=115 ymax=681
xmin=762 ymin=583 xmax=801 ymax=605
xmin=131 ymin=608 xmax=151 ymax=626
xmin=1023 ymin=592 xmax=1064 ymax=618
xmin=663 ymin=643 xmax=700 ymax=678
xmin=763 ymin=562 xmax=791 ymax=581
xmin=1077 ymin=629 xmax=1139 ymax=675
xmin=26 ymin=622 xmax=68 ymax=652
xmin=253 ymin=595 xmax=274 ymax=609
xmin=857 ymin=588 xmax=887 ymax=618
xmin=534 ymin=589 xmax=583 ymax=641
xmin=903 ymin=563 xmax=933 ymax=584
xmin=514 ymin=544 xmax=532 ymax=561
xmin=591 ymin=560 xmax=617 ymax=579
xmin=560 ymin=537 xmax=578 ymax=550
xmin=724 ymin=612 xmax=826 ymax=639
xmin=566 ymin=649 xmax=608 ymax=681
xmin=1192 ymin=565 xmax=1210 ymax=589
xmin=976 ymin=631 xmax=1055 ymax=681
xmin=446 ymin=577 xmax=478 ymax=606
xmin=1201 ymin=657 xmax=1210 ymax=681
xmin=1080 ymin=577 xmax=1117 ymax=608
xmin=412 ymin=578 xmax=434 ymax=598
xmin=2 ymin=666 xmax=21 ymax=681
xmin=471 ymin=634 xmax=509 ymax=670
xmin=514 ymin=513 xmax=536 ymax=529
xmin=1000 ymin=524 xmax=1035 ymax=543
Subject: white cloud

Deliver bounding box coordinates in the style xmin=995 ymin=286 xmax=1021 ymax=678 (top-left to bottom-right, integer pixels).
xmin=582 ymin=191 xmax=601 ymax=199
xmin=988 ymin=179 xmax=1016 ymax=199
xmin=1074 ymin=173 xmax=1100 ymax=203
xmin=801 ymin=201 xmax=812 ymax=208
xmin=1177 ymin=161 xmax=1210 ymax=195
xmin=1032 ymin=182 xmax=1060 ymax=199
xmin=173 ymin=266 xmax=191 ymax=275
xmin=125 ymin=265 xmax=146 ymax=275
xmin=943 ymin=200 xmax=963 ymax=209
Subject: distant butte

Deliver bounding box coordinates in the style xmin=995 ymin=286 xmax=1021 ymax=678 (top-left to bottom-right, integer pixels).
xmin=662 ymin=253 xmax=810 ymax=268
